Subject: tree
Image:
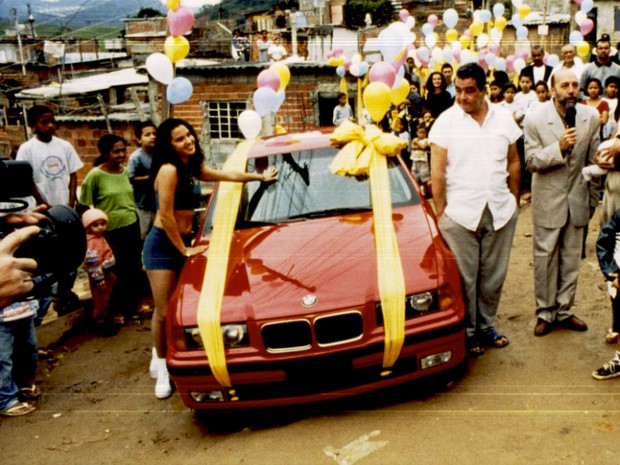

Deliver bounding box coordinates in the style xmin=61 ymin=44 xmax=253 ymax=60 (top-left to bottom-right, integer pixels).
xmin=134 ymin=7 xmax=163 ymax=18
xmin=343 ymin=0 xmax=393 ymax=29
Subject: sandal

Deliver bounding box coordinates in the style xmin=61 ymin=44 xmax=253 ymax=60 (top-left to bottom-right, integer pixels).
xmin=480 ymin=326 xmax=509 ymax=348
xmin=18 ymin=384 xmax=41 ymax=401
xmin=0 ymin=401 xmax=35 ymax=417
xmin=467 ymin=337 xmax=485 ymax=356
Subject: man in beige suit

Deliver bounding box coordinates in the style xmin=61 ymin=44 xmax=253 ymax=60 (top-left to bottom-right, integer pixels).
xmin=524 ymin=69 xmax=601 ymax=336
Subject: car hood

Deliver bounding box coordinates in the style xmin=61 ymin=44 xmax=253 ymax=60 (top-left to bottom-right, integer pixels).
xmin=176 ymin=206 xmax=440 ymax=326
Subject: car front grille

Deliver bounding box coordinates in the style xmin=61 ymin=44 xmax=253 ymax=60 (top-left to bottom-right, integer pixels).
xmin=261 ymin=311 xmax=364 ymax=352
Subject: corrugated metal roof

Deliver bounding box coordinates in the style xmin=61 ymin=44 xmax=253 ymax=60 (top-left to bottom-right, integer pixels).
xmin=175 ymin=57 xmax=331 ymax=71
xmin=15 ymin=68 xmax=149 ymax=99
xmin=518 ymin=12 xmax=571 ymax=25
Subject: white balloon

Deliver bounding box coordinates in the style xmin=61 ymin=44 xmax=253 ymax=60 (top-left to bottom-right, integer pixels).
xmin=484 ymin=52 xmax=496 ymax=67
xmin=493 ymin=3 xmax=505 ymax=18
xmin=512 ymin=14 xmax=523 ymax=28
xmin=511 ymin=0 xmax=523 ymax=7
xmin=495 ymin=57 xmax=507 ymax=71
xmin=569 ymin=30 xmax=583 ymax=46
xmin=477 ymin=33 xmax=489 ymax=49
xmin=574 ymin=11 xmax=587 ymax=26
xmin=546 ymin=53 xmax=560 ymax=67
xmin=405 ymin=16 xmax=415 ymax=29
xmin=393 ymin=65 xmax=405 ymax=89
xmin=513 ymin=57 xmax=526 ymax=74
xmin=238 ymin=110 xmax=262 ymax=140
xmin=431 ymin=46 xmax=444 ymax=63
xmin=516 ymin=26 xmax=528 ymax=41
xmin=460 ymin=49 xmax=474 ymax=64
xmin=146 ymin=53 xmax=173 ymax=85
xmin=490 ymin=28 xmax=503 ymax=44
xmin=425 ymin=32 xmax=437 ymax=48
xmin=442 ymin=46 xmax=454 ymax=63
xmin=350 ymin=64 xmax=360 ymax=77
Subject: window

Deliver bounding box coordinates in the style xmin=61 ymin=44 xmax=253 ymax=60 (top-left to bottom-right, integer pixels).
xmin=615 ymin=7 xmax=620 ymax=31
xmin=206 ymin=101 xmax=247 ymax=139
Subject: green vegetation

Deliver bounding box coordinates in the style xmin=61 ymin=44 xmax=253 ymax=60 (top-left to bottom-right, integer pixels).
xmin=200 ymin=0 xmax=277 ymax=20
xmin=343 ymin=0 xmax=393 ymax=29
xmin=26 ymin=24 xmax=123 ymax=40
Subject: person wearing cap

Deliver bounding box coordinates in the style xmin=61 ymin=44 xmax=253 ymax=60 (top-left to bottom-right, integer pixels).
xmin=82 ymin=208 xmax=121 ymax=333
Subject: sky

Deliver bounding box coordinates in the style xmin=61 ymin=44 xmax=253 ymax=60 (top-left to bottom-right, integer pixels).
xmin=159 ymin=0 xmax=221 ymax=9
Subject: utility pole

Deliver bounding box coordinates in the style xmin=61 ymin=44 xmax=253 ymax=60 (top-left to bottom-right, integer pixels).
xmin=12 ymin=8 xmax=26 ymax=76
xmin=27 ymin=4 xmax=36 ymax=38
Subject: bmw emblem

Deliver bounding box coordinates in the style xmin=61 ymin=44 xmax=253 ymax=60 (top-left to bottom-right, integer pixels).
xmin=301 ymin=294 xmax=317 ymax=307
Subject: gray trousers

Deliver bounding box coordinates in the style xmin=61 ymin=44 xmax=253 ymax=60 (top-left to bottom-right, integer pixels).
xmin=533 ymin=218 xmax=583 ymax=323
xmin=438 ymin=206 xmax=518 ymax=338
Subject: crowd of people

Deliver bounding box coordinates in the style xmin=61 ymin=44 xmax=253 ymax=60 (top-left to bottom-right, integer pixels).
xmin=5 ymin=33 xmax=620 ymax=417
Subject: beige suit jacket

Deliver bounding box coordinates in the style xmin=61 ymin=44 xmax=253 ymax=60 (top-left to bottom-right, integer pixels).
xmin=524 ymin=100 xmax=600 ymax=229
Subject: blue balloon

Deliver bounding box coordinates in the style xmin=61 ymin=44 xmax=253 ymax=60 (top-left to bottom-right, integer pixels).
xmin=421 ymin=22 xmax=434 ymax=37
xmin=336 ymin=66 xmax=346 ymax=78
xmin=166 ymin=77 xmax=193 ymax=104
xmin=581 ymin=0 xmax=593 ymax=13
xmin=569 ymin=30 xmax=583 ymax=46
xmin=479 ymin=9 xmax=492 ymax=23
xmin=359 ymin=61 xmax=369 ymax=76
xmin=511 ymin=14 xmax=523 ymax=28
xmin=492 ymin=3 xmax=505 ymax=18
xmin=516 ymin=26 xmax=528 ymax=41
xmin=443 ymin=9 xmax=458 ymax=29
xmin=253 ymin=87 xmax=278 ymax=116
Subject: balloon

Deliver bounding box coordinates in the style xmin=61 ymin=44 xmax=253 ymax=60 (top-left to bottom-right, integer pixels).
xmin=516 ymin=26 xmax=528 ymax=41
xmin=405 ymin=16 xmax=415 ymax=29
xmin=506 ymin=54 xmax=515 ymax=72
xmin=399 ymin=9 xmax=409 ymax=22
xmin=166 ymin=0 xmax=180 ymax=10
xmin=328 ymin=56 xmax=345 ymax=67
xmin=519 ymin=3 xmax=531 ymax=19
xmin=363 ymin=82 xmax=391 ymax=122
xmin=484 ymin=52 xmax=496 ymax=67
xmin=477 ymin=33 xmax=489 ymax=49
xmin=446 ymin=28 xmax=458 ymax=43
xmin=443 ymin=9 xmax=459 ymax=28
xmin=167 ymin=6 xmax=195 ymax=37
xmin=257 ymin=69 xmax=281 ymax=92
xmin=546 ymin=53 xmax=560 ymax=67
xmin=489 ymin=43 xmax=500 ymax=55
xmin=238 ymin=110 xmax=262 ymax=139
xmin=390 ymin=78 xmax=410 ymax=106
xmin=577 ymin=40 xmax=590 ymax=57
xmin=392 ymin=65 xmax=405 ymax=88
xmin=459 ymin=35 xmax=471 ymax=48
xmin=493 ymin=3 xmax=505 ymax=18
xmin=416 ymin=46 xmax=430 ymax=64
xmin=442 ymin=46 xmax=454 ymax=63
xmin=516 ymin=48 xmax=529 ymax=61
xmin=145 ymin=52 xmax=173 ymax=84
xmin=428 ymin=14 xmax=439 ymax=27
xmin=431 ymin=46 xmax=443 ymax=63
xmin=166 ymin=77 xmax=193 ymax=104
xmin=164 ymin=35 xmax=189 ymax=63
xmin=333 ymin=46 xmax=344 ymax=57
xmin=378 ymin=28 xmax=406 ymax=62
xmin=359 ymin=61 xmax=369 ymax=76
xmin=580 ymin=0 xmax=593 ymax=13
xmin=336 ymin=66 xmax=346 ymax=78
xmin=274 ymin=91 xmax=286 ymax=112
xmin=425 ymin=32 xmax=438 ymax=48
xmin=350 ymin=64 xmax=360 ymax=77
xmin=574 ymin=10 xmax=586 ymax=26
xmin=460 ymin=49 xmax=474 ymax=64
xmin=513 ymin=57 xmax=526 ymax=74
xmin=253 ymin=87 xmax=278 ymax=116
xmin=269 ymin=63 xmax=291 ymax=91
xmin=392 ymin=47 xmax=408 ymax=71
xmin=580 ymin=18 xmax=594 ymax=36
xmin=495 ymin=16 xmax=507 ymax=31
xmin=421 ymin=22 xmax=434 ymax=36
xmin=511 ymin=0 xmax=523 ymax=7
xmin=569 ymin=30 xmax=583 ymax=46
xmin=511 ymin=14 xmax=523 ymax=28
xmin=369 ymin=61 xmax=396 ymax=88
xmin=495 ymin=57 xmax=507 ymax=72
xmin=480 ymin=9 xmax=492 ymax=23
xmin=574 ymin=0 xmax=583 ymax=4
xmin=469 ymin=20 xmax=484 ymax=36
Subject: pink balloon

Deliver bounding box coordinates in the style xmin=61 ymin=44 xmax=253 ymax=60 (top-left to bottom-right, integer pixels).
xmin=333 ymin=46 xmax=344 ymax=57
xmin=428 ymin=14 xmax=439 ymax=27
xmin=580 ymin=18 xmax=594 ymax=36
xmin=573 ymin=0 xmax=583 ymax=4
xmin=488 ymin=43 xmax=500 ymax=55
xmin=516 ymin=48 xmax=529 ymax=61
xmin=369 ymin=61 xmax=396 ymax=88
xmin=392 ymin=50 xmax=407 ymax=71
xmin=506 ymin=54 xmax=515 ymax=73
xmin=257 ymin=69 xmax=281 ymax=92
xmin=167 ymin=6 xmax=195 ymax=37
xmin=453 ymin=48 xmax=461 ymax=63
xmin=399 ymin=9 xmax=409 ymax=22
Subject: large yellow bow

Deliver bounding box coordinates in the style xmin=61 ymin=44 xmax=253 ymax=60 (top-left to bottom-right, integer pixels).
xmin=330 ymin=120 xmax=407 ymax=370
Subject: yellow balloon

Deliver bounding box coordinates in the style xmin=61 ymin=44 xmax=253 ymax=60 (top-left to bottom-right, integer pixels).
xmin=459 ymin=35 xmax=471 ymax=48
xmin=495 ymin=16 xmax=507 ymax=32
xmin=269 ymin=62 xmax=291 ymax=92
xmin=519 ymin=4 xmax=531 ymax=19
xmin=363 ymin=82 xmax=392 ymax=122
xmin=469 ymin=20 xmax=484 ymax=37
xmin=390 ymin=78 xmax=410 ymax=106
xmin=167 ymin=0 xmax=180 ymax=10
xmin=577 ymin=40 xmax=590 ymax=57
xmin=164 ymin=35 xmax=190 ymax=63
xmin=446 ymin=28 xmax=458 ymax=43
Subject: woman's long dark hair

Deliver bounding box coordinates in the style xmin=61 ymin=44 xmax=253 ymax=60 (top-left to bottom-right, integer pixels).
xmin=425 ymin=71 xmax=447 ymax=95
xmin=151 ymin=118 xmax=205 ymax=184
xmin=94 ymin=134 xmax=126 ymax=167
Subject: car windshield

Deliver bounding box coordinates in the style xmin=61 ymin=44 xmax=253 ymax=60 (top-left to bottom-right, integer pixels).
xmin=202 ymin=147 xmax=419 ymax=232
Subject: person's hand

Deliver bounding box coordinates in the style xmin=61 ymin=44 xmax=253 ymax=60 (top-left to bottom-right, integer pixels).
xmin=184 ymin=245 xmax=208 ymax=258
xmin=4 ymin=204 xmax=47 ymax=226
xmin=0 ymin=225 xmax=40 ymax=308
xmin=262 ymin=167 xmax=279 ymax=182
xmin=610 ymin=273 xmax=620 ymax=290
xmin=596 ymin=139 xmax=620 ymax=169
xmin=560 ymin=128 xmax=577 ymax=153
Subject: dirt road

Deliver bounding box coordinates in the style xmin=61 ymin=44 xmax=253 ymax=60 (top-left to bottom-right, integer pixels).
xmin=0 ymin=203 xmax=618 ymax=465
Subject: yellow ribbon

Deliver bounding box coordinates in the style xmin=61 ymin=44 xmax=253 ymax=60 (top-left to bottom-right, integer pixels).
xmin=330 ymin=121 xmax=407 ymax=369
xmin=196 ymin=139 xmax=257 ymax=388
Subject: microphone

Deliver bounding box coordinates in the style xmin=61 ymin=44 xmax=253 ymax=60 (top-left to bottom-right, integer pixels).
xmin=565 ymin=103 xmax=576 ymax=128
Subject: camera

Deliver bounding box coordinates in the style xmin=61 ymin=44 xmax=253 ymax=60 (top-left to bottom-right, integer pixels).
xmin=0 ymin=160 xmax=86 ymax=296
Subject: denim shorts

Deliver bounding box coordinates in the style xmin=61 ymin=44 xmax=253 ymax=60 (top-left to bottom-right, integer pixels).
xmin=142 ymin=226 xmax=190 ymax=271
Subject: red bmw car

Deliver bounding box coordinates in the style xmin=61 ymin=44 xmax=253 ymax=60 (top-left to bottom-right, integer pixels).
xmin=166 ymin=127 xmax=466 ymax=411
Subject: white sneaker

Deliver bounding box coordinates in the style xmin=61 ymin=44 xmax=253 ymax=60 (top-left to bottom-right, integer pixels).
xmin=149 ymin=347 xmax=159 ymax=379
xmin=155 ymin=364 xmax=172 ymax=399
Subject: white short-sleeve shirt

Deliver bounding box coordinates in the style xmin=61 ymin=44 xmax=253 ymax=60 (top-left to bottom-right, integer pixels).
xmin=429 ymin=101 xmax=522 ymax=231
xmin=16 ymin=136 xmax=84 ymax=206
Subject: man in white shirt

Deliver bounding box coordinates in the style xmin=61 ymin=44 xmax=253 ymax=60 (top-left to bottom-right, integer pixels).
xmin=550 ymin=44 xmax=584 ymax=85
xmin=430 ymin=62 xmax=521 ymax=356
xmin=268 ymin=36 xmax=287 ymax=62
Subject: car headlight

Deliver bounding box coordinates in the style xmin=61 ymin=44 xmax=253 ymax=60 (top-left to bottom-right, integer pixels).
xmin=184 ymin=324 xmax=249 ymax=349
xmin=376 ymin=290 xmax=439 ymax=324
